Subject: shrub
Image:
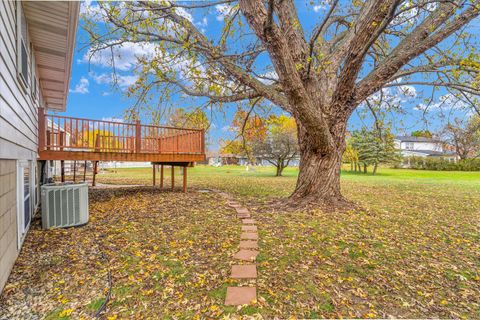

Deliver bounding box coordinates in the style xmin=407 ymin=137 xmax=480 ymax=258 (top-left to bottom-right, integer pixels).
xmin=401 ymin=156 xmax=480 ymax=171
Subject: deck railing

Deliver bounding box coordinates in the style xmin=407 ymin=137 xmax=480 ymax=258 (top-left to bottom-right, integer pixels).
xmin=38 ymin=108 xmax=205 ymax=155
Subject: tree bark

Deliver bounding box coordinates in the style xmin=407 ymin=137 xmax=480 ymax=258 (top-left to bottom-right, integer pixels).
xmin=289 ymin=121 xmax=350 ymax=207
xmin=372 ymin=163 xmax=378 ymax=175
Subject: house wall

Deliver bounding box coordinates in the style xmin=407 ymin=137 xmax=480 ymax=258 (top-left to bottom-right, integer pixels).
xmin=0 ymin=1 xmax=42 ymax=292
xmin=401 ymin=150 xmax=430 ymax=158
xmin=0 ymin=1 xmax=41 ymax=160
xmin=400 ymin=141 xmax=442 ymax=152
xmin=0 ymin=160 xmax=18 ymax=291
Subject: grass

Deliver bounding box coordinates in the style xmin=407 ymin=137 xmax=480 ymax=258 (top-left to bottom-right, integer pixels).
xmin=1 ymin=165 xmax=479 ymax=318
xmin=96 ymin=164 xmax=480 ymax=198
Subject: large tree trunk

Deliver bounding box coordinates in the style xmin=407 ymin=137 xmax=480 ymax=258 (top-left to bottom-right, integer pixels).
xmin=289 ymin=120 xmax=351 ymax=208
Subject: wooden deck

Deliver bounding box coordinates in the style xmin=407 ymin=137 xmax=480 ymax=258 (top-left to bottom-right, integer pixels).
xmin=38 ymin=108 xmax=206 ymax=163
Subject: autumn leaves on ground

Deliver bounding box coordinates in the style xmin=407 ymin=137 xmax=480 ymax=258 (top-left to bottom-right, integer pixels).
xmin=1 ymin=166 xmax=479 ymax=319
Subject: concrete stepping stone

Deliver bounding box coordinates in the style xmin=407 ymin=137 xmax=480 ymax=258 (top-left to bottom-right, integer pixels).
xmin=235 ymin=207 xmax=250 ymax=214
xmin=241 ymin=232 xmax=258 ymax=240
xmin=239 ymin=240 xmax=258 ymax=249
xmin=237 ymin=213 xmax=251 ymax=219
xmin=231 ymin=264 xmax=257 ymax=279
xmin=233 ymin=249 xmax=259 ymax=261
xmin=228 ymin=202 xmax=242 ymax=208
xmin=242 ymin=225 xmax=257 ymax=232
xmin=242 ymin=219 xmax=255 ymax=224
xmin=225 ymin=287 xmax=256 ymax=305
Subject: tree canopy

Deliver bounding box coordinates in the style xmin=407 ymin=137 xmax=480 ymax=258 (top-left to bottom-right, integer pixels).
xmin=167 ymin=108 xmax=210 ymax=131
xmin=442 ymin=115 xmax=480 ymax=159
xmin=252 ymin=115 xmax=299 ymax=176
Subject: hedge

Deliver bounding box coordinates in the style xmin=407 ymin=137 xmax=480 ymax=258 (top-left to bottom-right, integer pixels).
xmin=395 ymin=156 xmax=480 ymax=171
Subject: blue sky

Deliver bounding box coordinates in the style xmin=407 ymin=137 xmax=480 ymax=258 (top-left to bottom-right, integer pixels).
xmin=62 ymin=1 xmax=480 ymax=150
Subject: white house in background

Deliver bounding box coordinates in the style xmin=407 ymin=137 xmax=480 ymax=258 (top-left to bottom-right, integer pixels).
xmin=0 ymin=1 xmax=79 ymax=292
xmin=394 ymin=136 xmax=457 ymax=160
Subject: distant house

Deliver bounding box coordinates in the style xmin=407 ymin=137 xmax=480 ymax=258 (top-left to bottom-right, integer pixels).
xmin=0 ymin=1 xmax=79 ymax=292
xmin=214 ymin=154 xmax=300 ymax=167
xmin=394 ymin=136 xmax=458 ymax=161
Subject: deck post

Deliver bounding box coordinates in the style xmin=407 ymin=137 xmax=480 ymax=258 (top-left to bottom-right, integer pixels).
xmin=73 ymin=161 xmax=76 ymax=183
xmin=61 ymin=160 xmax=65 ymax=182
xmin=135 ymin=120 xmax=141 ymax=153
xmin=46 ymin=130 xmax=51 ymax=150
xmin=160 ymin=165 xmax=164 ymax=188
xmin=38 ymin=107 xmax=46 ymax=152
xmin=183 ymin=166 xmax=187 ymax=193
xmin=171 ymin=165 xmax=175 ymax=190
xmin=83 ymin=161 xmax=87 ymax=182
xmin=59 ymin=132 xmax=65 ymax=151
xmin=92 ymin=161 xmax=98 ymax=186
xmin=95 ymin=133 xmax=100 ymax=152
xmin=201 ymin=129 xmax=205 ymax=155
xmin=153 ymin=164 xmax=156 ymax=186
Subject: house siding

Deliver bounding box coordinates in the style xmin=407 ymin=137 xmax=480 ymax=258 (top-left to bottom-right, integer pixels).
xmin=0 ymin=1 xmax=41 ymax=292
xmin=0 ymin=160 xmax=18 ymax=292
xmin=399 ymin=141 xmax=441 ymax=152
xmin=0 ymin=0 xmax=40 ymax=160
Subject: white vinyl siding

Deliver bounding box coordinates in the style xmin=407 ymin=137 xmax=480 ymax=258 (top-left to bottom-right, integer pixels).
xmin=0 ymin=0 xmax=41 ymax=160
xmin=16 ymin=1 xmax=29 ymax=90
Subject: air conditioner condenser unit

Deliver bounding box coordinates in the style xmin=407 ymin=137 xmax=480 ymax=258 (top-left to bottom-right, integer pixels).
xmin=41 ymin=182 xmax=89 ymax=229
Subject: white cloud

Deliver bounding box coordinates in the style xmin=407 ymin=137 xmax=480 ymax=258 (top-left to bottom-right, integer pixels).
xmin=90 ymin=72 xmax=138 ymax=90
xmin=414 ymin=93 xmax=471 ymax=112
xmin=257 ymin=71 xmax=279 ymax=84
xmin=70 ymin=77 xmax=89 ymax=94
xmin=397 ymin=85 xmax=417 ymax=98
xmin=393 ymin=2 xmax=437 ymax=26
xmin=116 ymin=75 xmax=139 ymax=88
xmin=215 ymin=4 xmax=235 ymax=21
xmin=312 ymin=1 xmax=334 ymax=12
xmin=82 ymin=42 xmax=158 ymax=71
xmin=80 ymin=0 xmax=107 ymax=22
xmin=175 ymin=7 xmax=193 ymax=22
xmin=102 ymin=117 xmax=124 ymax=123
xmin=360 ymin=82 xmax=418 ymax=110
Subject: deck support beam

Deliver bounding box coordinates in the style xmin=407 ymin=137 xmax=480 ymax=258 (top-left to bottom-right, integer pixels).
xmin=183 ymin=166 xmax=187 ymax=193
xmin=152 ymin=162 xmax=193 ymax=192
xmin=73 ymin=161 xmax=76 ymax=183
xmin=61 ymin=160 xmax=65 ymax=182
xmin=153 ymin=164 xmax=156 ymax=186
xmin=83 ymin=161 xmax=87 ymax=182
xmin=160 ymin=165 xmax=164 ymax=188
xmin=92 ymin=161 xmax=98 ymax=186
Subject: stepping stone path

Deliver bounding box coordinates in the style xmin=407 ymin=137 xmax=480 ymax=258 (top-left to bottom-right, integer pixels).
xmin=218 ymin=191 xmax=259 ymax=306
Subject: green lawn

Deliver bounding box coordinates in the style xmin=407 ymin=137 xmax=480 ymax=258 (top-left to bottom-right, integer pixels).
xmin=1 ymin=165 xmax=479 ymax=318
xmin=97 ymin=164 xmax=480 ymax=197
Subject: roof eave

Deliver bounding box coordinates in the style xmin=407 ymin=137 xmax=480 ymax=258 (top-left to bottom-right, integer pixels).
xmin=24 ymin=1 xmax=80 ymax=112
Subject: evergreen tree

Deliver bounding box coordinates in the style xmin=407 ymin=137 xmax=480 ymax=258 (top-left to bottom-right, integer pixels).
xmin=350 ymin=128 xmax=401 ymax=175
